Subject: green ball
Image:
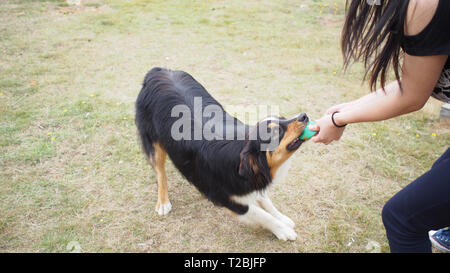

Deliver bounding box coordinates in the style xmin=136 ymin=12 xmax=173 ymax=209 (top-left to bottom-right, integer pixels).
xmin=299 ymin=121 xmax=317 ymax=140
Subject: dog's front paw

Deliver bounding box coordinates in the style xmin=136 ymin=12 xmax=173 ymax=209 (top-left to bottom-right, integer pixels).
xmin=279 ymin=215 xmax=295 ymax=229
xmin=155 ymin=201 xmax=172 ymax=216
xmin=273 ymin=225 xmax=297 ymax=241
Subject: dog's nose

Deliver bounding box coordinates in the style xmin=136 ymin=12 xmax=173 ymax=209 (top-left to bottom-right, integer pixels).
xmin=297 ymin=113 xmax=308 ymax=123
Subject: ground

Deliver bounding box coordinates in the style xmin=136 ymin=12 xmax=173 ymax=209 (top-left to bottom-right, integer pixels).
xmin=0 ymin=0 xmax=448 ymax=253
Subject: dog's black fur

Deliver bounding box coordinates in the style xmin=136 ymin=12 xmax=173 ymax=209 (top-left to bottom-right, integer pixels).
xmin=136 ymin=67 xmax=305 ymax=216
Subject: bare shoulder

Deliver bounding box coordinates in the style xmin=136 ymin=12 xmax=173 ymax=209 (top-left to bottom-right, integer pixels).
xmin=405 ymin=0 xmax=439 ymax=36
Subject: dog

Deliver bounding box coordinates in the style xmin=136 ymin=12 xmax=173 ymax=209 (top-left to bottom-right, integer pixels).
xmin=135 ymin=67 xmax=309 ymax=241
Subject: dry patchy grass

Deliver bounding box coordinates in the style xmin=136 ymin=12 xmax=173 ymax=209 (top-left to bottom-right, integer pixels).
xmin=0 ymin=0 xmax=448 ymax=253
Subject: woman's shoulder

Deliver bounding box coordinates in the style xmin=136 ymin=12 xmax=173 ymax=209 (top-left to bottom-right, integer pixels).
xmin=405 ymin=0 xmax=439 ymax=36
xmin=402 ymin=0 xmax=450 ymax=56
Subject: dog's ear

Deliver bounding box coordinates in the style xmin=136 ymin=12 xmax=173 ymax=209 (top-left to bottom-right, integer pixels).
xmin=238 ymin=139 xmax=258 ymax=178
xmin=239 ymin=139 xmax=271 ymax=187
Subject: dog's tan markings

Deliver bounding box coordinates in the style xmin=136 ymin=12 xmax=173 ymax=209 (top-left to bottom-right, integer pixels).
xmin=153 ymin=142 xmax=172 ymax=215
xmin=266 ymin=121 xmax=305 ymax=178
xmin=249 ymin=156 xmax=259 ymax=173
xmin=248 ymin=155 xmax=269 ymax=188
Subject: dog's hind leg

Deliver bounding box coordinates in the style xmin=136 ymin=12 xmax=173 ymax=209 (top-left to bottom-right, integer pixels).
xmin=150 ymin=142 xmax=172 ymax=216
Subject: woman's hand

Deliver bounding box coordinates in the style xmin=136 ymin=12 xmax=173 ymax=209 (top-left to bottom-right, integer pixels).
xmin=309 ymin=114 xmax=346 ymax=145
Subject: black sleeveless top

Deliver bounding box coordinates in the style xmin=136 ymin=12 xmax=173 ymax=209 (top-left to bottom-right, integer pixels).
xmin=402 ymin=0 xmax=450 ymax=103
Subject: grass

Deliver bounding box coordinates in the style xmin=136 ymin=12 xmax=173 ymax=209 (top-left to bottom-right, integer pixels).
xmin=0 ymin=0 xmax=448 ymax=253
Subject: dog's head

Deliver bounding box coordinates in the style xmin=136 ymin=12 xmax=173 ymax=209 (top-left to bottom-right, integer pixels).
xmin=238 ymin=113 xmax=309 ymax=185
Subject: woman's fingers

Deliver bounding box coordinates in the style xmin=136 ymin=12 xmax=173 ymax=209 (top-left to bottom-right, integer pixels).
xmin=312 ymin=135 xmax=331 ymax=145
xmin=309 ymin=114 xmax=345 ymax=145
xmin=309 ymin=124 xmax=320 ymax=132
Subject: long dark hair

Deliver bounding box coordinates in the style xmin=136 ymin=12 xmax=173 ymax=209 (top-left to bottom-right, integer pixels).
xmin=341 ymin=0 xmax=411 ymax=91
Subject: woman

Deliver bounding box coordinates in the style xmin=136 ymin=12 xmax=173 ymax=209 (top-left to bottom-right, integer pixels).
xmin=309 ymin=0 xmax=449 ymax=252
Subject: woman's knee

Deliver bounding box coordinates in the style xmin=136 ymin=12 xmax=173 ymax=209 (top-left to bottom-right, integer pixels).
xmin=382 ymin=197 xmax=398 ymax=229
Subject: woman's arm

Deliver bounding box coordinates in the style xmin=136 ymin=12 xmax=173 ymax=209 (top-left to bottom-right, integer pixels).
xmin=311 ymin=53 xmax=448 ymax=144
xmin=326 ymin=0 xmax=442 ymax=118
xmin=334 ymin=54 xmax=448 ymax=124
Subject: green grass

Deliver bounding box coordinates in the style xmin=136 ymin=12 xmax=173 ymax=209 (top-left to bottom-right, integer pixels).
xmin=0 ymin=0 xmax=448 ymax=253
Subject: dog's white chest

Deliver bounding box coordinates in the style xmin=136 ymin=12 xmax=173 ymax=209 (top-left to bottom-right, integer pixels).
xmin=272 ymin=158 xmax=292 ymax=184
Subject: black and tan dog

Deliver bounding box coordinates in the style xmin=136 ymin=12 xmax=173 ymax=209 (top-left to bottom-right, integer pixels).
xmin=135 ymin=67 xmax=309 ymax=241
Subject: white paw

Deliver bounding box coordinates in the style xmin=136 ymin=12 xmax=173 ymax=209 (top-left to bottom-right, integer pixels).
xmin=278 ymin=215 xmax=295 ymax=229
xmin=273 ymin=224 xmax=297 ymax=241
xmin=155 ymin=201 xmax=172 ymax=216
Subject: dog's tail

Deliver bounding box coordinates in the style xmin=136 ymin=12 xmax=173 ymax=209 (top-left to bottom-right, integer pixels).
xmin=137 ymin=128 xmax=155 ymax=160
xmin=135 ymin=100 xmax=155 ymax=158
xmin=136 ymin=67 xmax=169 ymax=159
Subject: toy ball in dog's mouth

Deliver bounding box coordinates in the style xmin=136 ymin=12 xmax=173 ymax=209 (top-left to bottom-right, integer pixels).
xmin=299 ymin=120 xmax=318 ymax=140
